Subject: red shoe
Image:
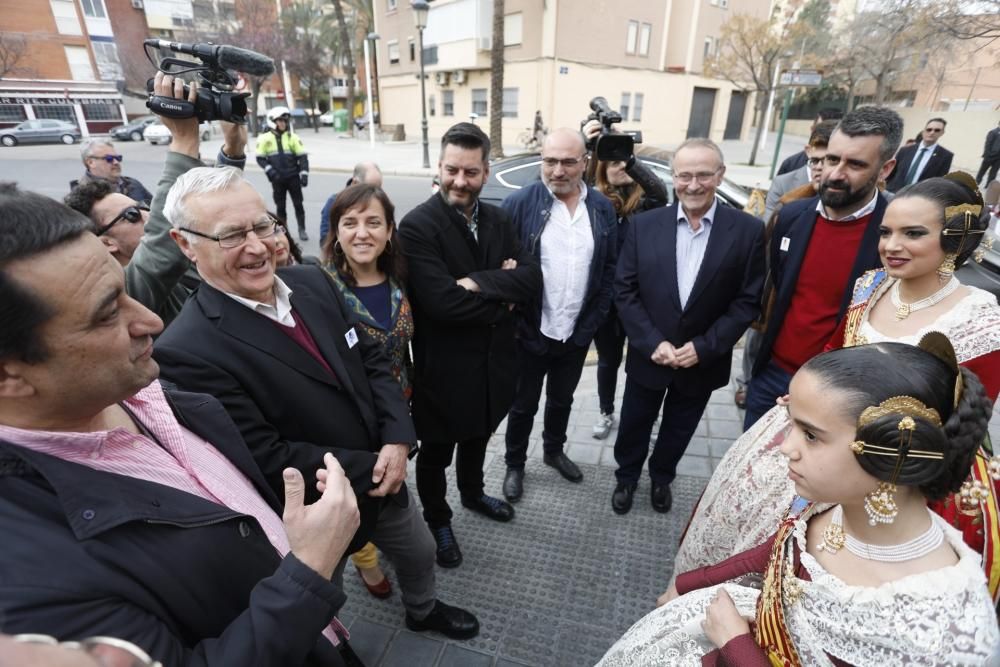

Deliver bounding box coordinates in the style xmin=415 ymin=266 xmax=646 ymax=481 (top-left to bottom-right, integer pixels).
xmin=357 ymin=568 xmax=392 ymax=599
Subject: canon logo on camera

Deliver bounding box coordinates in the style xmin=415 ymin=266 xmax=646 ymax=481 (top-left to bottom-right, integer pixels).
xmin=161 ymin=103 xmax=184 ymax=111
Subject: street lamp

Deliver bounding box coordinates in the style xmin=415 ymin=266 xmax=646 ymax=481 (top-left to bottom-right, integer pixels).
xmin=412 ymin=0 xmax=430 ymax=168
xmin=363 ymin=32 xmax=380 ymax=149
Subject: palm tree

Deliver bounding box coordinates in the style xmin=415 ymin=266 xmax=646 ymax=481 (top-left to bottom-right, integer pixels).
xmin=488 ymin=0 xmax=505 ymax=158
xmin=329 ymin=0 xmax=358 ymax=128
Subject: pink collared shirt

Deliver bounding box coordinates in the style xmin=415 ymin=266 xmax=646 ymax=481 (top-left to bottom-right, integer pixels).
xmin=0 ymin=381 xmax=347 ymax=645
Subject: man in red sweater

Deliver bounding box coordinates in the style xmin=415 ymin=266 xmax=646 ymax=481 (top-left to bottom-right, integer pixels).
xmin=743 ymin=107 xmax=903 ymax=429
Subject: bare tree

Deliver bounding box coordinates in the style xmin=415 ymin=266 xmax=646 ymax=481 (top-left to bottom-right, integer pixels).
xmin=0 ymin=33 xmax=33 ymax=80
xmin=706 ymin=14 xmax=789 ymax=165
xmin=934 ymin=0 xmax=1000 ymax=44
xmin=488 ymin=0 xmax=505 ymax=158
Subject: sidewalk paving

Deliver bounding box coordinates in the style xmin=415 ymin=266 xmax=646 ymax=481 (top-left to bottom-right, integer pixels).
xmin=202 ymin=127 xmax=809 ymax=191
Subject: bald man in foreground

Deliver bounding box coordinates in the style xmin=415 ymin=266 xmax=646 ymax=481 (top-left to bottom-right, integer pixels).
xmin=500 ymin=128 xmax=618 ymax=503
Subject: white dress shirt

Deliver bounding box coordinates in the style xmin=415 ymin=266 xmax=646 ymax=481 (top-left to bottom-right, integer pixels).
xmin=224 ymin=275 xmax=296 ymax=326
xmin=676 ymin=201 xmax=716 ymax=309
xmin=540 ymin=184 xmax=594 ymax=342
xmin=908 ymin=142 xmax=937 ymax=184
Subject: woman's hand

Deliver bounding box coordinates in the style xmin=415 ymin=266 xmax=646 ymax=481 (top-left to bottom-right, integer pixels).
xmin=703 ymin=589 xmax=751 ymax=649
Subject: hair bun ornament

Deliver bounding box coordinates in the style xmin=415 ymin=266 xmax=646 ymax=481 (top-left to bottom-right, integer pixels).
xmin=944 ymin=171 xmax=984 ymax=207
xmin=917 ymin=332 xmax=963 ymax=409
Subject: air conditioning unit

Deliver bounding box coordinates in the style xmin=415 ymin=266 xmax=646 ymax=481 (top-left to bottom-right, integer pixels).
xmin=452 ymin=69 xmax=467 ymax=85
xmin=435 ymin=71 xmax=450 ymax=86
xmin=131 ymin=0 xmax=144 ymax=7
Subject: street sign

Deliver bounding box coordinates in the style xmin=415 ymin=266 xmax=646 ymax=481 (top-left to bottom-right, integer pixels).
xmin=779 ymin=69 xmax=823 ymax=87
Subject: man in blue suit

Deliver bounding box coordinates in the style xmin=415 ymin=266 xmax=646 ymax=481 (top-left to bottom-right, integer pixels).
xmin=611 ymin=138 xmax=765 ymax=514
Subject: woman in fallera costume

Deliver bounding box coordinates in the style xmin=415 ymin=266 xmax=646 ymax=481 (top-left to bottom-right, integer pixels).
xmin=673 ymin=173 xmax=1000 ymax=604
xmin=599 ymin=336 xmax=999 ymax=666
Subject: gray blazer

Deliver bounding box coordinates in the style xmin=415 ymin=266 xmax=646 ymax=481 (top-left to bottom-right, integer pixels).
xmin=763 ymin=165 xmax=809 ymax=222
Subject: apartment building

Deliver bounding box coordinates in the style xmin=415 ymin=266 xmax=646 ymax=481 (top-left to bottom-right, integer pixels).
xmin=0 ymin=0 xmax=143 ymax=134
xmin=373 ymin=0 xmax=772 ymax=146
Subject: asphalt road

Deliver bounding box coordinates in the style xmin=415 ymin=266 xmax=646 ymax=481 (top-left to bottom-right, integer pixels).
xmin=0 ymin=140 xmax=433 ymax=260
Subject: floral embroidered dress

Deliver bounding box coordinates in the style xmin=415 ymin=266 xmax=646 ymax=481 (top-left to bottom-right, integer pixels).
xmin=327 ymin=269 xmax=415 ymax=400
xmin=600 ymin=503 xmax=998 ymax=666
xmin=673 ymin=269 xmax=1000 ymax=604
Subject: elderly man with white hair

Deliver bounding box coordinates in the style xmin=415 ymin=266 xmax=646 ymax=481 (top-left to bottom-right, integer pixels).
xmin=154 ymin=166 xmax=481 ymax=640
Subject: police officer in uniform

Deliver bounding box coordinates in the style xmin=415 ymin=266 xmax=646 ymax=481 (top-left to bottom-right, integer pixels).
xmin=255 ymin=106 xmax=310 ymax=241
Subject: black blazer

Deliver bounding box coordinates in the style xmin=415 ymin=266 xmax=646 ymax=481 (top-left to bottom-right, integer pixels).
xmin=886 ymin=142 xmax=954 ymax=192
xmin=615 ymin=203 xmax=765 ymax=394
xmin=0 ymin=387 xmax=346 ymax=666
xmin=398 ymin=193 xmax=541 ymax=442
xmin=753 ymin=194 xmax=888 ymax=375
xmin=154 ymin=265 xmax=416 ymax=549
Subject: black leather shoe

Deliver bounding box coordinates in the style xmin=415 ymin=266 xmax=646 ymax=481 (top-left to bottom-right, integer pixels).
xmin=461 ymin=494 xmax=514 ymax=522
xmin=406 ymin=600 xmax=480 ymax=640
xmin=651 ymin=483 xmax=673 ymax=513
xmin=612 ymin=482 xmax=637 ymax=515
xmin=503 ymin=467 xmax=524 ymax=502
xmin=543 ymin=452 xmax=584 ymax=482
xmin=430 ymin=525 xmax=463 ymax=568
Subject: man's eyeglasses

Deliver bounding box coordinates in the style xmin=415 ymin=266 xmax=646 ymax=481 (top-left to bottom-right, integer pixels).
xmin=925 ymin=127 xmax=943 ymax=133
xmin=541 ymin=157 xmax=586 ymax=168
xmin=96 ymin=202 xmax=149 ymax=237
xmin=12 ymin=633 xmax=162 ymax=667
xmin=180 ymin=218 xmax=278 ymax=248
xmin=91 ymin=154 xmax=124 ymax=164
xmin=673 ymin=168 xmax=721 ymax=185
xmin=807 ymin=157 xmax=825 ymax=166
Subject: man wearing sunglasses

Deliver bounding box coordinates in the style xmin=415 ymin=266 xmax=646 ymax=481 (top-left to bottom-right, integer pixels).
xmin=886 ymin=118 xmax=953 ymax=192
xmin=76 ymin=139 xmax=153 ymax=205
xmin=65 ymin=72 xmax=248 ymax=327
xmin=500 ymin=128 xmax=618 ymax=503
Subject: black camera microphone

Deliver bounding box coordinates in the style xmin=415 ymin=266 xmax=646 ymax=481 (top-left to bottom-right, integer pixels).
xmin=144 ymin=39 xmax=275 ymax=77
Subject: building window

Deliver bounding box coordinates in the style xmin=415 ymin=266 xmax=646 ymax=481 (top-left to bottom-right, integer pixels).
xmin=387 ymin=40 xmax=399 ymax=64
xmin=504 ymin=13 xmax=523 ymax=46
xmin=502 ymin=87 xmax=518 ymax=118
xmin=442 ymin=90 xmax=454 ymax=116
xmin=620 ymin=93 xmax=631 ymax=121
xmin=703 ymin=36 xmax=717 ymax=60
xmin=64 ymin=45 xmax=95 ymax=80
xmin=80 ymin=0 xmax=107 ymax=17
xmin=387 ymin=0 xmax=397 ymax=9
xmin=0 ymin=105 xmax=27 ymax=123
xmin=471 ymin=88 xmax=487 ymax=116
xmin=633 ymin=93 xmax=644 ymax=122
xmin=92 ymin=41 xmax=123 ymax=81
xmin=35 ymin=105 xmax=77 ymax=126
xmin=429 ymin=94 xmax=435 ymax=116
xmin=625 ymin=20 xmax=638 ymax=55
xmin=82 ymin=102 xmax=118 ymax=120
xmin=639 ymin=23 xmax=651 ymax=56
xmin=720 ymin=0 xmax=729 ymax=8
xmin=50 ymin=0 xmax=82 ymax=35
xmin=409 ymin=39 xmax=415 ymax=62
xmin=422 ymin=45 xmax=438 ymax=65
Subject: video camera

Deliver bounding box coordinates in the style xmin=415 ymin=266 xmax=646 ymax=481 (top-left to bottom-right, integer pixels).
xmin=587 ymin=96 xmax=643 ymax=162
xmin=142 ymin=39 xmax=275 ymax=124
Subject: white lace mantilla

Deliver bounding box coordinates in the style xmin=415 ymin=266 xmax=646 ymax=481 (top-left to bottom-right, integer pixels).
xmin=673 ymin=282 xmax=1000 ymax=579
xmin=603 ymin=508 xmax=999 ymax=666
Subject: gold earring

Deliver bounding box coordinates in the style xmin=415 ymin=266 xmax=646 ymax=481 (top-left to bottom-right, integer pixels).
xmin=863 ymin=482 xmax=898 ymax=526
xmin=937 ymin=253 xmax=957 ymax=281
xmin=850 ymin=440 xmax=865 ymax=455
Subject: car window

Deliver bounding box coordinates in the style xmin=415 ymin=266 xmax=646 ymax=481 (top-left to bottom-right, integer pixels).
xmin=41 ymin=120 xmax=61 ymax=128
xmin=640 ymin=160 xmax=675 ymax=205
xmin=19 ymin=120 xmax=41 ymax=130
xmin=496 ymin=161 xmax=542 ymax=188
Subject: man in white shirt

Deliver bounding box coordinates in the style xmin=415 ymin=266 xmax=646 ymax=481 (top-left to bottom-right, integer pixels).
xmin=500 ymin=129 xmax=619 ymax=502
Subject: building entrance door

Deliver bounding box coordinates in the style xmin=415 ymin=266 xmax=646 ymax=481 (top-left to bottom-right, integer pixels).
xmin=723 ymin=91 xmax=747 ymax=140
xmin=686 ymin=87 xmax=716 ymax=138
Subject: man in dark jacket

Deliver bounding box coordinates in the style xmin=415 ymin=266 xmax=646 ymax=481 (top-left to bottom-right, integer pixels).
xmin=500 ymin=128 xmax=618 ymax=503
xmin=76 ymin=137 xmax=153 ymax=204
xmin=977 ymin=120 xmax=1000 ymax=188
xmin=398 ymin=122 xmax=541 ymax=568
xmin=885 ymin=118 xmax=953 ymax=192
xmin=0 ymin=183 xmax=361 ymax=666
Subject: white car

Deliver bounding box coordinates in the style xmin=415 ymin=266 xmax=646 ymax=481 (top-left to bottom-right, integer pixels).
xmin=143 ymin=121 xmax=215 ymax=145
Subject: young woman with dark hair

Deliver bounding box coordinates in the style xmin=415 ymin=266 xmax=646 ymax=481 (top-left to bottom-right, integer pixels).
xmin=600 ymin=336 xmax=999 ymax=665
xmin=675 ymin=173 xmax=1000 ymax=605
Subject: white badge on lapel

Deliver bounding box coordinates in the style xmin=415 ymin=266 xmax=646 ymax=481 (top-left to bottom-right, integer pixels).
xmin=780 ymin=236 xmax=791 ymax=252
xmin=345 ymin=327 xmax=359 ymax=349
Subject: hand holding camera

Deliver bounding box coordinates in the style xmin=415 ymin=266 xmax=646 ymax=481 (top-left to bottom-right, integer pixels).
xmin=585 ymin=96 xmax=642 ymax=162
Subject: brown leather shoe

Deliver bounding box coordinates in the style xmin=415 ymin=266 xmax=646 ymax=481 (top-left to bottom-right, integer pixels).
xmin=356 ymin=567 xmax=392 ymax=599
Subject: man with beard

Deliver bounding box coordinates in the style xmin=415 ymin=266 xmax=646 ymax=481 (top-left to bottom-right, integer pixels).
xmin=742 ymin=106 xmax=903 ymax=429
xmin=398 ymin=123 xmax=541 ymax=567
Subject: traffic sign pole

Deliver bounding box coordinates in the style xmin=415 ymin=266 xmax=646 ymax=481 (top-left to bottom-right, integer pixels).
xmin=770 ymin=88 xmax=794 ymax=181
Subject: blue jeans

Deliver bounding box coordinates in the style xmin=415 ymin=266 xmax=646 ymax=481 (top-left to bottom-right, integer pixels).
xmin=743 ymin=361 xmax=793 ymax=431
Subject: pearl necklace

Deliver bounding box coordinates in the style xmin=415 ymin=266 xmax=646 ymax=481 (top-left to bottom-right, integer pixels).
xmin=817 ymin=505 xmax=944 ymax=562
xmin=890 ymin=277 xmax=959 ymax=320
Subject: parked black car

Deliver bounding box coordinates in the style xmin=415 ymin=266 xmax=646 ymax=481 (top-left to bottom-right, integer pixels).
xmin=0 ymin=119 xmax=81 ymax=147
xmin=110 ymin=115 xmax=159 ymax=142
xmin=479 ymin=147 xmax=751 ymax=208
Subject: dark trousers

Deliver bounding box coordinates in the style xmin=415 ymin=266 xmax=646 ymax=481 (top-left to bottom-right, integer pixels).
xmin=613 ymin=376 xmax=711 ymax=486
xmin=743 ymin=361 xmax=793 ymax=431
xmin=504 ymin=337 xmax=589 ymax=469
xmin=977 ymin=157 xmax=1000 ymax=187
xmin=273 ymin=177 xmax=306 ymax=231
xmin=593 ymin=310 xmax=626 ymax=415
xmin=416 ymin=436 xmax=488 ymax=528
